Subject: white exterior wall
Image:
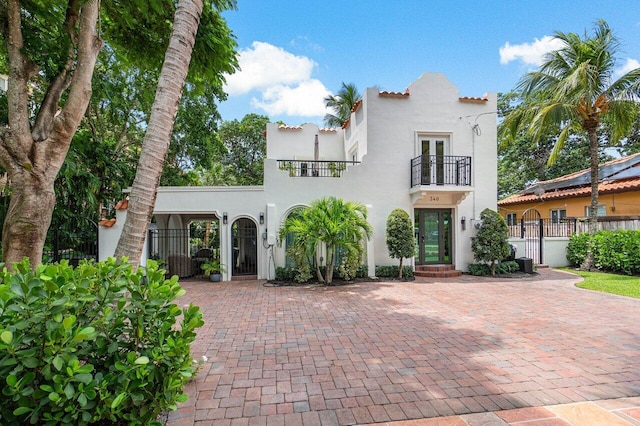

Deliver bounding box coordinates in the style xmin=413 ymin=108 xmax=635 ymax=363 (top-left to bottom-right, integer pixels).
xmin=99 ymin=72 xmax=498 ymax=280
xmin=543 ymin=238 xmax=571 ymax=267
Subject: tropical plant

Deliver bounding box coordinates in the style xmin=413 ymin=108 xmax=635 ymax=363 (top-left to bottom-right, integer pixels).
xmin=200 ymin=259 xmax=225 ymax=276
xmin=500 ymin=20 xmax=640 ymax=269
xmin=0 ymin=259 xmax=203 ymax=425
xmin=471 ymin=208 xmax=511 ymax=276
xmin=385 ymin=209 xmax=415 ymax=278
xmin=279 ymin=197 xmax=372 ymax=285
xmin=323 ymin=82 xmax=361 ymax=128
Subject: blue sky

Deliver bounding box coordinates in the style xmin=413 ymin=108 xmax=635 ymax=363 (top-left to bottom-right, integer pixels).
xmin=218 ymin=1 xmax=640 ymax=125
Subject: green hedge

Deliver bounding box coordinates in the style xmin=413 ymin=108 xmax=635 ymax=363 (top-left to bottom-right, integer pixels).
xmin=468 ymin=260 xmax=519 ymax=276
xmin=274 ymin=264 xmax=368 ymax=282
xmin=374 ymin=265 xmax=414 ymax=278
xmin=0 ymin=259 xmax=203 ymax=425
xmin=567 ymin=230 xmax=640 ymax=275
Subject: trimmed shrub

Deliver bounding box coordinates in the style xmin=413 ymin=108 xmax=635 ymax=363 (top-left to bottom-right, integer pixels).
xmin=274 ymin=266 xmax=295 ymax=281
xmin=471 ymin=209 xmax=511 ymax=276
xmin=497 ymin=260 xmax=519 ymax=274
xmin=567 ymin=232 xmax=591 ymax=266
xmin=468 ymin=263 xmax=491 ymax=276
xmin=567 ymin=230 xmax=640 ymax=275
xmin=375 ymin=265 xmax=414 ymax=278
xmin=468 ymin=260 xmax=518 ymax=276
xmin=0 ymin=258 xmax=203 ymax=425
xmin=386 ymin=209 xmax=415 ymax=278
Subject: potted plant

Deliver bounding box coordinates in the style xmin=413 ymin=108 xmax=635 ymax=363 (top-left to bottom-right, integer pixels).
xmin=201 ymin=259 xmax=225 ymax=282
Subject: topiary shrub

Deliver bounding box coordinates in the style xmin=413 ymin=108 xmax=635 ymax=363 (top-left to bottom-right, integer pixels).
xmin=0 ymin=258 xmax=203 ymax=425
xmin=471 ymin=208 xmax=511 ymax=276
xmin=386 ymin=209 xmax=415 ymax=278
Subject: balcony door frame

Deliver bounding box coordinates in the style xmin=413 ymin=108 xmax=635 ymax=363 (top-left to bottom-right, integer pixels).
xmin=417 ymin=134 xmax=450 ymax=185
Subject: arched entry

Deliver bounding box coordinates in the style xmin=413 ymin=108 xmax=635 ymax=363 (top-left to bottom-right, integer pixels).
xmin=520 ymin=208 xmax=542 ymax=264
xmin=232 ymin=218 xmax=257 ymax=276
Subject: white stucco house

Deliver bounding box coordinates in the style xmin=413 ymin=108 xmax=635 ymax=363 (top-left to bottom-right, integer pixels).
xmin=99 ymin=72 xmax=498 ymax=281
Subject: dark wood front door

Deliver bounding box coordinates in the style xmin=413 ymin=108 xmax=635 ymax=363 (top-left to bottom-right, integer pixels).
xmin=415 ymin=209 xmax=452 ymax=265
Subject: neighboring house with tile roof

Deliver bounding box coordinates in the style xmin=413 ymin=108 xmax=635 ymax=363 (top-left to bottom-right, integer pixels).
xmin=498 ymin=153 xmax=640 ymax=225
xmin=99 ymin=73 xmax=498 ymax=280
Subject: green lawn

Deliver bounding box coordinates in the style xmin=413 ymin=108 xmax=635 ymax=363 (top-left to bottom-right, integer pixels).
xmin=560 ymin=268 xmax=640 ymax=299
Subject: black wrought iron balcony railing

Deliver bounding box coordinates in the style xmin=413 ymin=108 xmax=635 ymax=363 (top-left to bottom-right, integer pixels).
xmin=410 ymin=155 xmax=472 ymax=187
xmin=277 ymin=160 xmax=360 ymax=178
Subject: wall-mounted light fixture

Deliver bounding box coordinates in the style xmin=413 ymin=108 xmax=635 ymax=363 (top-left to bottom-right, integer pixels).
xmin=461 ymin=216 xmax=466 ymax=230
xmin=259 ymin=212 xmax=265 ymax=224
xmin=222 ymin=212 xmax=228 ymax=224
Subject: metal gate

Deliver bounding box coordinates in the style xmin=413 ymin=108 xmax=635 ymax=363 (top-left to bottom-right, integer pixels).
xmin=520 ymin=208 xmax=543 ymax=264
xmin=232 ymin=218 xmax=257 ymax=276
xmin=44 ymin=217 xmax=99 ymax=265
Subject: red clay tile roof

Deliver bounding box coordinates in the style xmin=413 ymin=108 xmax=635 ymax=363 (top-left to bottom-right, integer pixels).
xmin=378 ymin=89 xmax=410 ymax=98
xmin=277 ymin=125 xmax=303 ymax=131
xmin=99 ymin=218 xmax=116 ymax=228
xmin=351 ymin=99 xmax=363 ymax=113
xmin=459 ymin=95 xmax=489 ymax=103
xmin=319 ymin=128 xmax=337 ymax=133
xmin=115 ymin=198 xmax=128 ymax=210
xmin=499 ymin=153 xmax=640 ymax=206
xmin=498 ymin=177 xmax=640 ymax=205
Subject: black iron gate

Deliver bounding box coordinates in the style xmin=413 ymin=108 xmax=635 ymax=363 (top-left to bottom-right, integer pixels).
xmin=520 ymin=208 xmax=543 ymax=264
xmin=44 ymin=217 xmax=99 ymax=265
xmin=232 ymin=218 xmax=257 ymax=276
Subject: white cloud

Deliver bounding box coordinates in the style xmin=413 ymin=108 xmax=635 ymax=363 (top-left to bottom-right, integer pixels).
xmin=225 ymin=41 xmax=316 ymax=95
xmin=223 ymin=41 xmax=330 ymax=118
xmin=499 ymin=36 xmax=565 ymax=66
xmin=251 ymin=80 xmax=330 ymax=117
xmin=615 ymin=58 xmax=640 ymax=78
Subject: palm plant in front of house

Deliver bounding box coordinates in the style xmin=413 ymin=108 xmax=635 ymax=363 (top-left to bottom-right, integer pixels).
xmin=279 ymin=197 xmax=372 ymax=285
xmin=500 ymin=20 xmax=640 ymax=269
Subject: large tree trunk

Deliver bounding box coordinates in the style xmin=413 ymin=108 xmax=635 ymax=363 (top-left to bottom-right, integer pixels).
xmin=2 ymin=173 xmax=56 ymax=265
xmin=0 ymin=1 xmax=101 ymax=268
xmin=114 ymin=0 xmax=204 ymax=267
xmin=580 ymin=127 xmax=600 ymax=270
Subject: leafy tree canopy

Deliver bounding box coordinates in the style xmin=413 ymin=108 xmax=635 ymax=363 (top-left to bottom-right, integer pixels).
xmin=218 ymin=114 xmax=269 ymax=185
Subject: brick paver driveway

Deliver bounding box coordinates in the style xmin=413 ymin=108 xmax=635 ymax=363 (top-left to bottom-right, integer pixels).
xmin=169 ymin=269 xmax=640 ymax=425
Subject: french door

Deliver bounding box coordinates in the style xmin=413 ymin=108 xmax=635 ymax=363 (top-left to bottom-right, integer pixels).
xmin=421 ymin=137 xmax=448 ymax=185
xmin=415 ymin=209 xmax=452 ymax=264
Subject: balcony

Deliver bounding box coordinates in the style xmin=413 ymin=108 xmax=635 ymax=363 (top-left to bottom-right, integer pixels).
xmin=277 ymin=160 xmax=360 ymax=178
xmin=410 ymin=155 xmax=472 ymax=187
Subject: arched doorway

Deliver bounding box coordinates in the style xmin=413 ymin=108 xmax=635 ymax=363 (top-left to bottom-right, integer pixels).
xmin=232 ymin=218 xmax=257 ymax=277
xmin=521 ymin=208 xmax=542 ymax=264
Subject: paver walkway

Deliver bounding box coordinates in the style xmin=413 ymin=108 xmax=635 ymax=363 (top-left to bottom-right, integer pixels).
xmin=168 ymin=269 xmax=640 ymax=425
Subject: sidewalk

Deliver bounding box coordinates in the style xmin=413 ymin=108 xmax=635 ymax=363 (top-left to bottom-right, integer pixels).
xmin=372 ymin=397 xmax=640 ymax=425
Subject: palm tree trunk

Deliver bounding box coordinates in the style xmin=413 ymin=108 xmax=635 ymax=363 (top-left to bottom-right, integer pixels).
xmin=114 ymin=0 xmax=204 ymax=266
xmin=580 ymin=128 xmax=600 ymax=270
xmin=315 ymin=251 xmax=324 ymax=283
